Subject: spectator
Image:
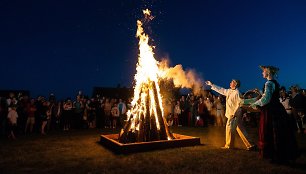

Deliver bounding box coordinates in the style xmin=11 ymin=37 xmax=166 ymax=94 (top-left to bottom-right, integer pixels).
xmin=54 ymin=101 xmax=62 ymax=130
xmin=118 ymin=99 xmax=127 ymax=128
xmin=204 ymin=97 xmax=214 ymax=125
xmin=214 ymin=95 xmax=224 ymax=127
xmin=189 ymin=95 xmax=197 ymax=126
xmin=180 ymin=95 xmax=189 ymax=126
xmin=7 ymin=105 xmax=18 ymax=139
xmin=95 ymin=96 xmax=103 ymax=129
xmin=62 ymin=99 xmax=73 ymax=131
xmin=173 ymin=100 xmax=181 ymax=126
xmin=289 ymin=85 xmax=306 ymax=133
xmin=87 ymin=99 xmax=96 ymax=128
xmin=111 ymin=103 xmax=119 ymax=129
xmin=25 ymin=99 xmax=36 ymax=134
xmin=73 ymin=95 xmax=84 ymax=129
xmin=198 ymin=97 xmax=208 ymax=127
xmin=41 ymin=101 xmax=50 ymax=135
xmin=103 ymin=98 xmax=112 ymax=128
xmin=279 ymin=88 xmax=292 ymax=115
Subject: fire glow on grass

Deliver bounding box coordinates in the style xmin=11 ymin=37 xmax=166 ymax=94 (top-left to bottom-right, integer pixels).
xmin=118 ymin=9 xmax=174 ymax=143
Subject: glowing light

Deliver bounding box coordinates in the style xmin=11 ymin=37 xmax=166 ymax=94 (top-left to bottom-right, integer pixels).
xmin=123 ymin=9 xmax=172 ymax=141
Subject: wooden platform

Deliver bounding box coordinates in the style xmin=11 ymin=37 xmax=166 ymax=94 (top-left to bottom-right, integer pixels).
xmin=100 ymin=133 xmax=201 ymax=154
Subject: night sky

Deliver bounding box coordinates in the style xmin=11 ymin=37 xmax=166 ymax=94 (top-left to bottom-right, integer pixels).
xmin=1 ymin=0 xmax=305 ymax=100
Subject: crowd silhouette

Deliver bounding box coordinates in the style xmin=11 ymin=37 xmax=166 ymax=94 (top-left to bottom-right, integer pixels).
xmin=0 ymin=85 xmax=305 ymax=140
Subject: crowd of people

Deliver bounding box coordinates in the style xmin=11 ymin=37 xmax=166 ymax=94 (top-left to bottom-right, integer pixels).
xmin=1 ymin=65 xmax=305 ymax=166
xmin=1 ymin=83 xmax=305 ymax=141
xmin=0 ymin=83 xmax=305 ymax=137
xmin=1 ymin=92 xmax=130 ymax=140
xmin=0 ymin=90 xmax=225 ymax=139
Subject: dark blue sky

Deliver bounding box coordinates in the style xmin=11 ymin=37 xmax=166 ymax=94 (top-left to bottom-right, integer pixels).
xmin=1 ymin=0 xmax=305 ymax=100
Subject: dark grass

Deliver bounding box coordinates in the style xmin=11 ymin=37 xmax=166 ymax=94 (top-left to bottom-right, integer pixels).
xmin=0 ymin=126 xmax=305 ymax=174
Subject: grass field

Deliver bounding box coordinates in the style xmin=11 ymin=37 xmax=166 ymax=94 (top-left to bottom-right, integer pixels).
xmin=0 ymin=126 xmax=305 ymax=174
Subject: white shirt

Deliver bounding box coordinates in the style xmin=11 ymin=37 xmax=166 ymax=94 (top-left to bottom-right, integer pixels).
xmin=211 ymin=84 xmax=242 ymax=119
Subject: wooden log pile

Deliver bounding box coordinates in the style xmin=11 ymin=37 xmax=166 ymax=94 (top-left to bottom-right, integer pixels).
xmin=118 ymin=80 xmax=174 ymax=143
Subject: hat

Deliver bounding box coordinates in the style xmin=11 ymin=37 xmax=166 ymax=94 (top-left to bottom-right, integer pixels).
xmin=259 ymin=65 xmax=279 ymax=76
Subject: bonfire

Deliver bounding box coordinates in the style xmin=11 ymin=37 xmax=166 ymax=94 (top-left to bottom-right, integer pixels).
xmin=118 ymin=9 xmax=174 ymax=143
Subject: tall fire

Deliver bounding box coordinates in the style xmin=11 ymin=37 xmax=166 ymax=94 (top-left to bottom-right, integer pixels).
xmin=118 ymin=9 xmax=174 ymax=143
xmin=100 ymin=9 xmax=201 ymax=153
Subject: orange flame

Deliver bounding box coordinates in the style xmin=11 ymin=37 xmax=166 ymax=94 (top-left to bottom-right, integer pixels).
xmin=122 ymin=9 xmax=204 ymax=143
xmin=126 ymin=9 xmax=171 ymax=139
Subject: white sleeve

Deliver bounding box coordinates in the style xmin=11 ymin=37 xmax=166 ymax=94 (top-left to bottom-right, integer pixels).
xmin=211 ymin=84 xmax=228 ymax=96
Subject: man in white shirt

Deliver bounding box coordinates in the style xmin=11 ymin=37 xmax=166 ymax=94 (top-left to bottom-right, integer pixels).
xmin=206 ymin=79 xmax=255 ymax=150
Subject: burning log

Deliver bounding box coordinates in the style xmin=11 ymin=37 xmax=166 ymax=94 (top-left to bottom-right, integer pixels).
xmin=118 ymin=116 xmax=134 ymax=143
xmin=118 ymin=80 xmax=174 ymax=143
xmin=144 ymin=92 xmax=151 ymax=141
xmin=136 ymin=108 xmax=145 ymax=142
xmin=151 ymin=81 xmax=168 ymax=140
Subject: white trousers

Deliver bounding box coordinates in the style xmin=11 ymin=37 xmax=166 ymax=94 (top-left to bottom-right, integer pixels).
xmin=225 ymin=108 xmax=253 ymax=148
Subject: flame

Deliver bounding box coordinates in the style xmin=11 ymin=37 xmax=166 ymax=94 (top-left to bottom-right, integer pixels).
xmin=124 ymin=9 xmax=172 ymax=140
xmin=143 ymin=9 xmax=151 ymax=16
xmin=120 ymin=9 xmax=204 ymax=143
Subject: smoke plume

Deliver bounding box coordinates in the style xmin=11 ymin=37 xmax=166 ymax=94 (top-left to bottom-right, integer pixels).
xmin=159 ymin=59 xmax=204 ymax=95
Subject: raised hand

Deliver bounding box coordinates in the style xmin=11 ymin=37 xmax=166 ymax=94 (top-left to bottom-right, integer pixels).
xmin=205 ymin=81 xmax=212 ymax=86
xmin=252 ymin=88 xmax=261 ymax=94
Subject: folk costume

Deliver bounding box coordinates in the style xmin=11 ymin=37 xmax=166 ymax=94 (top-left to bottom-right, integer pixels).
xmin=244 ymin=66 xmax=299 ymax=163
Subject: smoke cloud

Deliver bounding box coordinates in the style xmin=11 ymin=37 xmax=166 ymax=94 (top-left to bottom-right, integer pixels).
xmin=159 ymin=59 xmax=204 ymax=95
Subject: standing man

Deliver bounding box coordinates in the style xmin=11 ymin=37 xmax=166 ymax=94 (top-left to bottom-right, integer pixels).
xmin=117 ymin=99 xmax=127 ymax=128
xmin=289 ymin=85 xmax=306 ymax=134
xmin=206 ymin=79 xmax=255 ymax=150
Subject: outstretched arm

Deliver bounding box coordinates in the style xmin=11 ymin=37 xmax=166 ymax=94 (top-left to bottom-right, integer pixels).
xmin=205 ymin=81 xmax=228 ymax=96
